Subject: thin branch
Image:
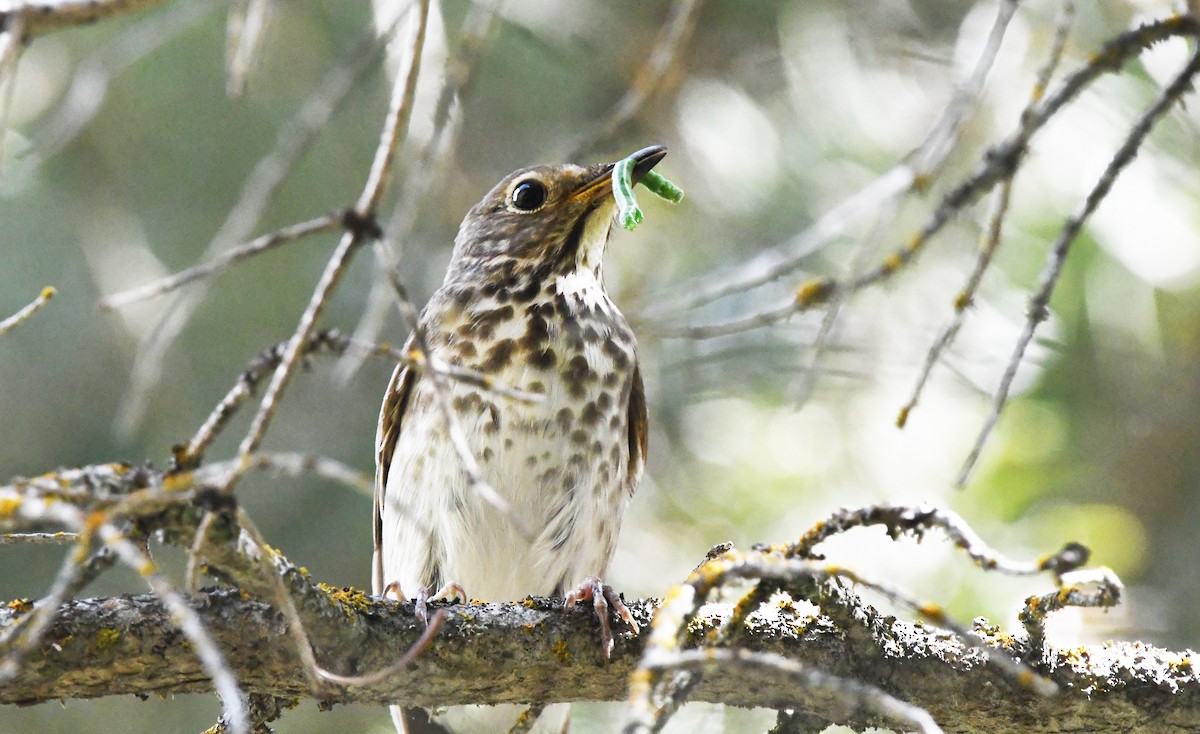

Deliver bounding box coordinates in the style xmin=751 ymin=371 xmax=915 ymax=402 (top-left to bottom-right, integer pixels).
xmin=647 ymin=15 xmax=1200 ymax=326
xmin=336 ymin=0 xmax=508 ymax=382
xmin=897 ymin=179 xmax=1012 ymax=428
xmin=0 ymin=9 xmax=24 ymax=168
xmin=0 ymin=286 xmax=55 ymax=336
xmin=625 ymin=540 xmax=1063 ymax=732
xmin=223 ymin=0 xmax=430 ymax=494
xmin=785 ymin=505 xmax=1089 ymax=579
xmin=641 ymin=0 xmax=1019 ymax=320
xmin=906 ymin=0 xmax=1019 ymax=178
xmin=633 ymin=648 xmax=943 ymax=734
xmin=101 ymin=214 xmax=342 ymax=310
xmin=314 ymin=609 xmax=445 ymax=686
xmin=224 ymin=0 xmax=270 ymax=98
xmin=245 ymin=452 xmax=372 ymax=496
xmin=899 ymin=0 xmax=1076 ymax=429
xmin=566 ymin=0 xmax=702 ymax=160
xmin=354 ymin=0 xmax=429 ymax=219
xmin=0 ymin=532 xmax=79 ymax=544
xmin=957 ymin=40 xmax=1200 ymax=485
xmin=0 ymin=530 xmax=94 ymax=682
xmin=25 ymin=0 xmax=215 ymax=163
xmin=1020 ymin=566 xmax=1123 ymax=652
xmin=2 ymin=0 xmax=168 ymax=39
xmin=113 ymin=11 xmax=405 ymax=432
xmin=179 ymin=327 xmax=539 ymax=470
xmin=0 ymin=489 xmax=249 ymax=734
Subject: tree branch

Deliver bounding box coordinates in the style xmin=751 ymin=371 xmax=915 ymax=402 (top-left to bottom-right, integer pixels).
xmin=2 ymin=585 xmax=1196 ymax=733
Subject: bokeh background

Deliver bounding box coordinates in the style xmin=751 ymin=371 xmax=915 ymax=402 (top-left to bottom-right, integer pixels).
xmin=3 ymin=0 xmax=1199 ymax=731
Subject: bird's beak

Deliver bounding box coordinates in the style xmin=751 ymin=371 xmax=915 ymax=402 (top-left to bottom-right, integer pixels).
xmin=572 ymin=145 xmax=668 ymax=202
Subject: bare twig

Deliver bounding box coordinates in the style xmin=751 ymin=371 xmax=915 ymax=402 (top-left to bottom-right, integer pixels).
xmin=180 ymin=328 xmax=538 ymax=469
xmin=907 ymin=0 xmax=1019 ymax=178
xmin=337 ymin=0 xmax=508 ymax=382
xmin=899 ymin=0 xmax=1076 ymax=429
xmin=0 ymin=530 xmax=94 ymax=682
xmin=223 ymin=0 xmax=430 ymax=496
xmin=0 ymin=286 xmax=55 ymax=336
xmin=0 ymin=532 xmax=79 ymax=544
xmin=625 ymin=529 xmax=1066 ymax=732
xmin=648 ymin=15 xmax=1200 ymax=328
xmin=314 ymin=609 xmax=445 ymax=686
xmin=786 ymin=505 xmax=1089 ymax=580
xmin=635 ymin=648 xmax=943 ymax=734
xmin=1 ymin=0 xmax=168 ymax=39
xmin=0 ymin=9 xmax=24 ymax=168
xmin=225 ymin=0 xmax=270 ymax=97
xmin=640 ymin=0 xmax=1018 ymax=321
xmin=0 ymin=489 xmax=250 ymax=734
xmin=897 ymin=179 xmax=1012 ymax=428
xmin=26 ymin=0 xmax=214 ymax=163
xmin=244 ymin=452 xmax=372 ymax=496
xmin=101 ymin=213 xmax=342 ymax=310
xmin=957 ymin=40 xmax=1200 ymax=485
xmin=113 ymin=11 xmax=406 ymax=432
xmin=566 ymin=0 xmax=702 ymax=160
xmin=1021 ymin=567 xmax=1124 ymax=653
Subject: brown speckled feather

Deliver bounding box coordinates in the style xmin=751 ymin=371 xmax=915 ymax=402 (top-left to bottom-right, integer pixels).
xmin=626 ymin=363 xmax=648 ymax=495
xmin=372 ymin=337 xmax=415 ymax=595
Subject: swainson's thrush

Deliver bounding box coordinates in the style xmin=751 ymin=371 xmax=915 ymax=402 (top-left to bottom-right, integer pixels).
xmin=373 ymin=146 xmax=667 ymax=733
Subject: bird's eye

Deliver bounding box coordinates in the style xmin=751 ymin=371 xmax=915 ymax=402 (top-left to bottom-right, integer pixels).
xmin=511 ymin=179 xmax=547 ymax=211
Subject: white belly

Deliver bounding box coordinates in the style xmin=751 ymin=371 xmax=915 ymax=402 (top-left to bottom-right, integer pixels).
xmin=380 ymin=345 xmax=630 ymax=602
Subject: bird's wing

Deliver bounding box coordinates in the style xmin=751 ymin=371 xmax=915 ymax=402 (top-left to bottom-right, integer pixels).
xmin=373 ymin=336 xmax=416 ymax=595
xmin=626 ymin=361 xmax=648 ymax=496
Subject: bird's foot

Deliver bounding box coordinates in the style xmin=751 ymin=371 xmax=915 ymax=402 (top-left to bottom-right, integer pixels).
xmin=382 ymin=580 xmax=467 ymax=625
xmin=564 ymin=576 xmax=639 ymax=660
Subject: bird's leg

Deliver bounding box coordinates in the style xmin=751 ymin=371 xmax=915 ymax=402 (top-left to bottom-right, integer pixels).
xmin=415 ymin=582 xmax=467 ymax=625
xmin=382 ymin=581 xmax=467 ymax=625
xmin=564 ymin=576 xmax=639 ymax=660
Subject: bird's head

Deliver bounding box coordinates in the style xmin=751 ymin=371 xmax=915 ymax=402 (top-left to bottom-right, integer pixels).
xmin=447 ymin=145 xmax=667 ymax=282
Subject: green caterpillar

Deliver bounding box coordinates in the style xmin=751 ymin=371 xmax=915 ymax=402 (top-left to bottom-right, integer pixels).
xmin=612 ymin=157 xmax=684 ymax=231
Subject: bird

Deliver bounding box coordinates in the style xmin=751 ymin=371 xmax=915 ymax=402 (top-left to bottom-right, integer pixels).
xmin=372 ymin=146 xmax=666 ymax=733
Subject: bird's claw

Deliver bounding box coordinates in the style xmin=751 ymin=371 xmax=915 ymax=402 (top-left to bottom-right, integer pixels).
xmin=383 ymin=580 xmax=467 ymax=625
xmin=564 ymin=576 xmax=638 ymax=660
xmin=415 ymin=582 xmax=466 ymax=625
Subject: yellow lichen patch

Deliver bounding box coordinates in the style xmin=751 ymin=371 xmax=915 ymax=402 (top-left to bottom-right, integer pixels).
xmin=521 ymin=598 xmax=537 ymax=608
xmin=162 ymin=471 xmax=194 ymax=493
xmin=795 ymin=278 xmax=832 ymax=308
xmin=0 ymin=497 xmax=21 ymax=518
xmin=94 ymin=628 xmax=122 ymax=652
xmin=882 ymin=252 xmax=904 ymax=272
xmin=319 ymin=584 xmax=376 ymax=615
xmin=552 ymin=639 xmax=572 ymax=663
xmin=917 ymin=602 xmax=946 ymax=623
xmin=83 ymin=510 xmax=108 ymax=532
xmin=6 ymin=598 xmax=33 ymax=614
